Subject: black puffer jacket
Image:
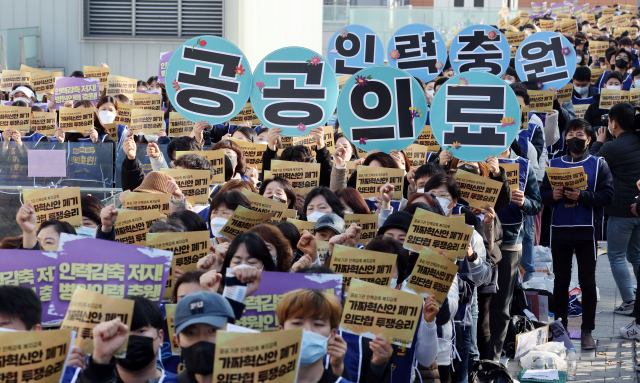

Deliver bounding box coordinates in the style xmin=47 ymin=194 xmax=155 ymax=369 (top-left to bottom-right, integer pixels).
xmin=590 ymin=131 xmax=640 ymax=217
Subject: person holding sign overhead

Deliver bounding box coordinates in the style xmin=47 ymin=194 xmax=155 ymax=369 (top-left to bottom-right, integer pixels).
xmin=539 ymin=118 xmax=614 ymax=349
xmin=55 ymin=99 xmax=116 ymax=144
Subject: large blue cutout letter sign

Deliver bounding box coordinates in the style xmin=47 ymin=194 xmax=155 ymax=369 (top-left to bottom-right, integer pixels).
xmin=251 ymin=47 xmax=339 ymax=137
xmin=165 ymin=35 xmax=252 ymax=125
xmin=387 ymin=24 xmax=447 ymax=83
xmin=337 ymin=66 xmax=427 ymax=153
xmin=327 ymin=25 xmax=385 ymax=76
xmin=515 ymin=31 xmax=576 ymax=91
xmin=449 ymin=25 xmax=510 ymax=77
xmin=430 ymin=72 xmax=521 ymax=162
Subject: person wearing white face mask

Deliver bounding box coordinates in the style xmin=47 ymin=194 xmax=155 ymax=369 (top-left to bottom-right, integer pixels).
xmin=424 ymin=79 xmax=436 ymax=105
xmin=207 ymin=190 xmax=251 ymax=243
xmin=584 ymin=71 xmax=624 ymax=131
xmin=501 ymin=67 xmax=518 ymax=85
xmin=595 ymin=49 xmax=633 ymax=91
xmin=9 ymin=85 xmax=36 ymax=104
xmin=631 ymin=67 xmax=640 ymax=91
xmin=54 ymin=98 xmax=116 ymax=144
xmin=249 ymin=224 xmax=294 ymax=272
xmin=302 ymin=187 xmax=345 ymax=222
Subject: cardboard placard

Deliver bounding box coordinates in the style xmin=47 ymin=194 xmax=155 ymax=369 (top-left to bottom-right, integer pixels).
xmin=514 ymin=325 xmax=549 ymax=360
xmin=28 ymin=150 xmax=67 ymax=178
xmin=30 ymin=71 xmax=63 ymax=94
xmin=590 ymin=67 xmax=605 ymax=84
xmin=229 ymin=138 xmax=267 ymax=171
xmin=329 ymin=245 xmax=397 ymax=290
xmin=130 ymin=109 xmax=164 ymax=135
xmin=589 ymin=41 xmax=608 ymax=59
xmin=340 ymin=279 xmax=424 ymax=347
xmin=539 ymin=19 xmax=555 ymax=31
xmin=168 ymin=112 xmax=193 ymax=136
xmin=455 ymin=169 xmax=503 ymax=209
xmin=403 ymin=208 xmax=474 ymax=261
xmin=58 ymin=107 xmax=94 ymax=133
xmin=0 ymin=105 xmax=31 ymax=134
xmin=106 ymin=75 xmax=137 ymax=97
xmin=338 ymin=74 xmax=352 ymax=90
xmin=30 ymin=111 xmax=58 ymax=136
xmin=241 ymin=189 xmax=288 ymax=222
xmin=545 ymin=166 xmax=588 ymax=188
xmin=146 ymin=231 xmax=210 ymax=301
xmin=83 ymin=66 xmax=111 ymax=87
xmin=528 ymin=90 xmax=554 ymax=112
xmin=510 ymin=46 xmax=517 ymax=58
xmin=0 ymin=70 xmax=31 ymax=91
xmin=599 ymin=88 xmax=629 ymax=109
xmin=343 ymin=213 xmax=378 ymax=246
xmin=416 ymin=125 xmax=441 ymax=152
xmin=124 ymin=192 xmax=171 ymax=215
xmin=229 ymin=102 xmax=261 ymax=125
xmin=508 ymin=17 xmax=521 ymax=27
xmin=176 ymin=150 xmax=225 ymax=185
xmin=356 ymin=165 xmax=405 ymax=199
xmin=220 ymin=206 xmax=275 ymax=240
xmin=613 ymin=26 xmax=635 ymax=38
xmin=115 ymin=102 xmax=133 ymax=126
xmin=285 ymin=126 xmax=336 ymax=154
xmin=506 ymin=31 xmax=526 ymax=46
xmin=60 ymin=287 xmax=134 ymax=355
xmin=270 ymin=160 xmax=321 ymax=195
xmin=518 ymin=10 xmax=530 ymax=18
xmin=0 ymin=329 xmax=73 ymax=383
xmin=499 ymin=17 xmax=507 ymax=29
xmin=556 ymin=83 xmax=573 ymax=103
xmin=602 ymin=7 xmax=615 ymax=16
xmin=113 ymin=208 xmax=162 ymax=246
xmin=630 ymin=88 xmax=640 ymax=105
xmin=132 ymin=92 xmax=162 ymax=111
xmin=406 ymin=248 xmax=459 ymax=304
xmin=23 ymin=187 xmax=82 ymax=231
xmin=213 ymin=327 xmax=302 ymax=383
xmin=286 ymin=218 xmax=316 ymax=236
xmin=574 ymin=103 xmax=589 ymax=119
xmin=165 ymin=304 xmax=179 ymax=354
xmin=404 ymin=144 xmax=430 ymax=168
xmin=160 ymin=168 xmax=211 ymax=206
xmin=501 ymin=162 xmax=520 ymax=189
xmin=598 ymin=15 xmax=613 ymax=28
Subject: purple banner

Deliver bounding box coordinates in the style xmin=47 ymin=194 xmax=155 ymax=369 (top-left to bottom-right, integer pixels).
xmin=531 ymin=1 xmax=548 ymax=13
xmin=234 ymin=271 xmax=343 ymax=332
xmin=53 ymin=77 xmax=100 ymax=109
xmin=158 ymin=51 xmax=173 ymax=84
xmin=0 ymin=234 xmax=172 ymax=325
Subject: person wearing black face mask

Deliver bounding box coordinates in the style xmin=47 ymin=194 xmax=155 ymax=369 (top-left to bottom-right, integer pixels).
xmin=539 ymin=119 xmax=614 ymax=351
xmin=595 ymin=49 xmax=634 ymax=91
xmin=79 ymin=296 xmax=179 ymax=383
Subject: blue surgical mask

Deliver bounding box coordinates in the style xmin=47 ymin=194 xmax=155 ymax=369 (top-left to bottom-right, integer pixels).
xmin=635 ymin=80 xmax=640 ymax=89
xmin=299 ymin=330 xmax=329 ymax=367
xmin=574 ymin=85 xmax=588 ymax=95
xmin=75 ymin=226 xmax=96 ymax=238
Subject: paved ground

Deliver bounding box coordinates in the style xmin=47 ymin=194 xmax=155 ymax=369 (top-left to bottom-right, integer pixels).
xmin=503 ymin=249 xmax=639 ymax=382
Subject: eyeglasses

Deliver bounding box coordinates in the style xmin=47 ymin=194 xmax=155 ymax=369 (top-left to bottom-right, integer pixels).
xmin=430 ymin=191 xmax=451 ymax=198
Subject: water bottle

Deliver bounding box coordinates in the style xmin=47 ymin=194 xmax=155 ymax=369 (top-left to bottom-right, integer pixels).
xmin=567 ymin=348 xmax=577 ymax=381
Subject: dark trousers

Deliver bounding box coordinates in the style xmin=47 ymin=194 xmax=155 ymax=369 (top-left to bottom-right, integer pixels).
xmin=489 ymin=248 xmax=522 ymax=360
xmin=551 ymin=240 xmax=597 ymax=331
xmin=477 ymin=292 xmax=493 ymax=360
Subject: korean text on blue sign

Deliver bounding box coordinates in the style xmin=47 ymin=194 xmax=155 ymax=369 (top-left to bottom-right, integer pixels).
xmin=386 ymin=23 xmax=447 ymax=82
xmin=515 ymin=31 xmax=576 ymax=91
xmin=449 ymin=25 xmax=510 ymax=77
xmin=327 ymin=25 xmax=385 ymax=76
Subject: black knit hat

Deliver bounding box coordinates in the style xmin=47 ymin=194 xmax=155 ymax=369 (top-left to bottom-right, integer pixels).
xmin=377 ymin=211 xmax=413 ymax=237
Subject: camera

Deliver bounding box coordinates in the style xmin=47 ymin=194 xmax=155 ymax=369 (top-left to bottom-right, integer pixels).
xmin=601 ymin=114 xmax=608 ymax=126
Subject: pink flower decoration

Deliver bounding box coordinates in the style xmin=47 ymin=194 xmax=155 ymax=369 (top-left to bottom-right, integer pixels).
xmin=435 ymin=62 xmax=443 ymax=69
xmin=359 ymin=137 xmax=368 ymax=145
xmin=562 ymin=47 xmax=571 ymax=56
xmin=488 ymin=30 xmax=497 ymax=40
xmin=389 ymin=50 xmax=400 ymax=60
xmin=297 ymin=123 xmax=306 ymax=132
xmin=339 ymin=28 xmax=348 ymax=38
xmin=256 ymin=82 xmax=265 ymax=93
xmin=307 ymin=56 xmax=321 ymax=66
xmin=537 ymin=82 xmax=543 ymax=90
xmin=355 ymin=75 xmax=368 ymax=86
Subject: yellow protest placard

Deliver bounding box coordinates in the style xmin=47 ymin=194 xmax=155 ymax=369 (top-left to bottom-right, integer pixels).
xmin=0 ymin=70 xmax=31 ymax=91
xmin=356 ymin=165 xmax=405 ymax=199
xmin=599 ymin=88 xmax=629 ymax=109
xmin=288 ymin=125 xmax=336 ymax=154
xmin=613 ymin=26 xmax=635 ymax=38
xmin=241 ymin=189 xmax=288 ymax=222
xmin=404 ymin=208 xmax=474 ymax=261
xmin=115 ymin=101 xmax=133 ymax=126
xmin=338 ymin=74 xmax=352 ymax=90
xmin=545 ymin=166 xmax=588 ymax=188
xmin=176 ymin=150 xmax=225 ymax=185
xmin=229 ymin=137 xmax=268 ymax=171
xmin=455 ymin=170 xmax=503 ymax=209
xmin=58 ymin=107 xmax=94 ymax=133
xmin=130 ymin=109 xmax=164 ymax=136
xmin=341 ymin=279 xmax=424 ymax=347
xmin=229 ymin=102 xmax=262 ymax=125
xmin=214 ymin=327 xmax=302 ymax=383
xmin=511 ymin=46 xmax=518 ymax=58
xmin=590 ymin=67 xmax=605 ymax=85
xmin=160 ymin=168 xmax=211 ymax=206
xmin=589 ymin=41 xmax=608 ymax=57
xmin=124 ymin=192 xmax=171 ymax=215
xmin=343 ymin=213 xmax=378 ymax=246
xmin=598 ymin=15 xmax=613 ymax=28
xmin=499 ymin=17 xmax=507 ymax=29
xmin=0 ymin=105 xmax=31 ymax=134
xmin=329 ymin=245 xmax=396 ymax=291
xmin=612 ymin=15 xmax=630 ymax=28
xmin=508 ymin=17 xmax=521 ymax=28
xmin=556 ymin=83 xmax=573 ymax=104
xmin=539 ymin=19 xmax=555 ymax=31
xmin=528 ymin=90 xmax=554 ymax=112
xmin=585 ymin=27 xmax=601 ymax=38
xmin=518 ymin=10 xmax=530 ymax=18
xmin=506 ymin=31 xmax=526 ymax=46
xmin=406 ymin=248 xmax=459 ymax=304
xmin=60 ymin=287 xmax=134 ymax=355
xmin=286 ymin=218 xmax=316 ymax=236
xmin=23 ymin=187 xmax=82 ymax=230
xmin=317 ymin=239 xmax=332 ymax=263
xmin=416 ymin=125 xmax=441 ymax=152
xmin=221 ymin=206 xmax=274 ymax=240
xmin=30 ymin=111 xmax=57 ymax=136
xmin=574 ymin=103 xmax=590 ymax=119
xmin=501 ymin=162 xmax=520 ymax=189
xmin=630 ymin=88 xmax=640 ymax=105
xmin=168 ymin=112 xmax=193 ymax=136
xmin=146 ymin=231 xmax=210 ymax=301
xmin=270 ymin=160 xmax=321 ymax=195
xmin=0 ymin=329 xmax=73 ymax=383
xmin=560 ymin=20 xmax=577 ymax=35
xmin=113 ymin=208 xmax=162 ymax=246
xmin=106 ymin=75 xmax=137 ymax=97
xmin=602 ymin=7 xmax=615 ymax=16
xmin=282 ymin=209 xmax=297 ymax=220
xmin=165 ymin=304 xmax=180 ymax=354
xmin=132 ymin=92 xmax=162 ymax=111
xmin=30 ymin=71 xmax=62 ymax=94
xmin=585 ymin=13 xmax=596 ymax=23
xmin=404 ymin=143 xmax=430 ymax=168
xmin=83 ymin=66 xmax=110 ymax=87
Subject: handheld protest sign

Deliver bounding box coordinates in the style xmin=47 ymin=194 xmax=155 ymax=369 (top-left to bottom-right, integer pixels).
xmin=0 ymin=105 xmax=31 ymax=134
xmin=386 ymin=23 xmax=448 ymax=83
xmin=158 ymin=51 xmax=172 ymax=83
xmin=337 ymin=65 xmax=427 ymax=153
xmin=430 ymin=71 xmax=521 ymax=162
xmin=327 ymin=25 xmax=385 ymax=76
xmin=403 ymin=208 xmax=474 ymax=261
xmin=329 ymin=245 xmax=396 ymax=291
xmin=114 ymin=209 xmax=162 ymax=246
xmin=449 ymin=25 xmax=511 ymax=77
xmin=515 ymin=31 xmax=576 ymax=91
xmin=23 ymin=187 xmax=82 ymax=233
xmin=250 ymin=47 xmax=338 ymax=136
xmin=406 ymin=248 xmax=459 ymax=304
xmin=165 ymin=35 xmax=252 ymax=125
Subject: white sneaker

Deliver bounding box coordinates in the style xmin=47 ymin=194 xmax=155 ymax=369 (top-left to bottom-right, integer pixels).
xmin=614 ymin=301 xmax=635 ymax=315
xmin=620 ymin=320 xmax=640 ymax=340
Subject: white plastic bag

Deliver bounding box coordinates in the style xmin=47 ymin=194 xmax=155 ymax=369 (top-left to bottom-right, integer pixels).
xmin=523 ymin=277 xmax=554 ymax=294
xmin=532 ymin=341 xmax=567 ymax=358
xmin=533 ymin=246 xmax=553 ymax=262
xmin=520 ymin=350 xmax=568 ymax=371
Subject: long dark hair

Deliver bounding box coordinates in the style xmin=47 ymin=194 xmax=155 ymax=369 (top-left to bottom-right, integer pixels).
xmin=220 ymin=232 xmax=277 ymax=286
xmin=301 ymin=187 xmax=345 ymax=220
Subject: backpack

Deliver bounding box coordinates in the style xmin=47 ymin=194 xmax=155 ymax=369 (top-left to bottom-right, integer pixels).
xmin=469 ymin=360 xmax=514 ymax=383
